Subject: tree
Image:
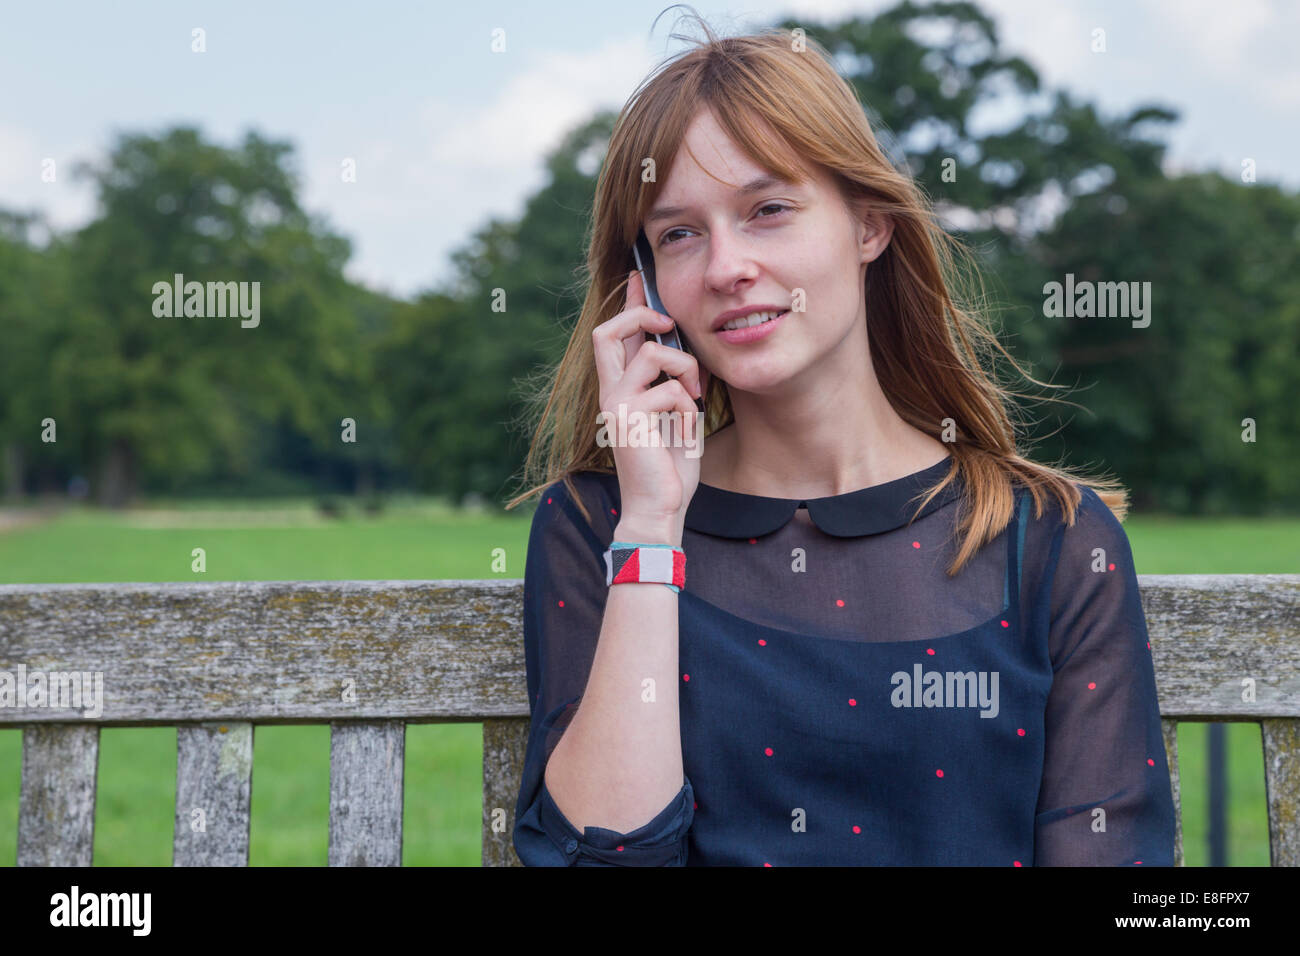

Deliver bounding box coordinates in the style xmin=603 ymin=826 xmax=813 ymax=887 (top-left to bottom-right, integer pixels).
xmin=378 ymin=114 xmax=615 ymax=504
xmin=52 ymin=127 xmax=367 ymax=505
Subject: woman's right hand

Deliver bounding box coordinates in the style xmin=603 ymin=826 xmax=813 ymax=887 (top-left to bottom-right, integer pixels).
xmin=591 ymin=270 xmax=705 ymax=543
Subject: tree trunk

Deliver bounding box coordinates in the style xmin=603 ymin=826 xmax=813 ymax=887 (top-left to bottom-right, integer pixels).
xmin=354 ymin=463 xmax=374 ymax=498
xmin=3 ymin=441 xmax=24 ymax=501
xmin=98 ymin=438 xmax=137 ymax=508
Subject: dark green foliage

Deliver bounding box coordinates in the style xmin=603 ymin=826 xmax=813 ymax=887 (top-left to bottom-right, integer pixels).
xmin=1 ymin=3 xmax=1295 ymax=513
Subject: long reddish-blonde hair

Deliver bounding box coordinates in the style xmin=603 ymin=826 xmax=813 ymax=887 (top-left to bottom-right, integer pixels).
xmin=506 ymin=19 xmax=1127 ymax=575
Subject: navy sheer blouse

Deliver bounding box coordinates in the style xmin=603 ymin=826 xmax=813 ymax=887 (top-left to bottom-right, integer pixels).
xmin=512 ymin=454 xmax=1176 ymax=866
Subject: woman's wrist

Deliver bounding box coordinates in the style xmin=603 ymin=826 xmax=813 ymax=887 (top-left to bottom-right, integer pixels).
xmin=613 ymin=514 xmax=683 ymax=548
xmin=605 ymin=535 xmax=686 ymax=593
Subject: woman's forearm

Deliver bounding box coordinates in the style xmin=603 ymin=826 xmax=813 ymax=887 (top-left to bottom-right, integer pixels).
xmin=542 ymin=516 xmax=685 ymax=834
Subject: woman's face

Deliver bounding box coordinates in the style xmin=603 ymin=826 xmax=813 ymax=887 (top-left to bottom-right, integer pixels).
xmin=643 ymin=108 xmax=892 ymax=396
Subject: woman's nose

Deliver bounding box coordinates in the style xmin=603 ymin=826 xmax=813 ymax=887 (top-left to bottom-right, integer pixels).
xmin=703 ymin=229 xmax=761 ymax=292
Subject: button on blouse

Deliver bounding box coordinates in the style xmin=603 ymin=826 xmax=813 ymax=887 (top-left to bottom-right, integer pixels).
xmin=513 ymin=455 xmax=1176 ymax=865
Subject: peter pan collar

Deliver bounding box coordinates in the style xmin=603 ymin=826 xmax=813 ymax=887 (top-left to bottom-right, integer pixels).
xmin=683 ymin=454 xmax=960 ymax=539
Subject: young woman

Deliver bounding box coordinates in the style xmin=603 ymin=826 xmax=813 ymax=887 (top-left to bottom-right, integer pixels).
xmin=505 ymin=23 xmax=1176 ymax=866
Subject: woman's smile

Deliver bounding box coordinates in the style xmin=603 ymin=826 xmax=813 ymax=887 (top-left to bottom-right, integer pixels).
xmin=714 ymin=308 xmax=789 ymax=344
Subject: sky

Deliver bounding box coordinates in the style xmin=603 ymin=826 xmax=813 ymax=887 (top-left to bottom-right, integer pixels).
xmin=1 ymin=0 xmax=1296 ymax=301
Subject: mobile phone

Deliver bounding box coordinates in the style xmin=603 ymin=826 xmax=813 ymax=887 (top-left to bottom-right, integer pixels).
xmin=633 ymin=228 xmax=705 ymax=413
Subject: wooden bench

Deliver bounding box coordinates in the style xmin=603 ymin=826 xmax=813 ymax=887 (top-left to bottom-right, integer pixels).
xmin=1 ymin=576 xmax=1297 ymax=866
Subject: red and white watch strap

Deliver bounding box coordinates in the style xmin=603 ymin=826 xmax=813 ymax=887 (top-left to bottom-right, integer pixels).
xmin=604 ymin=542 xmax=686 ymax=592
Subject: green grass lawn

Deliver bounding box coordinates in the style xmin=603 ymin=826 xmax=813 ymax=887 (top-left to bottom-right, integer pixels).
xmin=0 ymin=500 xmax=1295 ymax=865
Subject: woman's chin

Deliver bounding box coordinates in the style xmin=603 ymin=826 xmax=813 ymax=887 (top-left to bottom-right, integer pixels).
xmin=714 ymin=364 xmax=800 ymax=395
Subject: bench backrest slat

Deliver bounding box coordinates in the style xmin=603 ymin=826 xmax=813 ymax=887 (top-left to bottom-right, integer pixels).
xmin=328 ymin=720 xmax=405 ymax=866
xmin=173 ymin=722 xmax=253 ymax=866
xmin=483 ymin=717 xmax=531 ymax=867
xmin=1261 ymin=718 xmax=1300 ymax=867
xmin=17 ymin=724 xmax=99 ymax=866
xmin=1160 ymin=718 xmax=1184 ymax=868
xmin=0 ymin=577 xmax=1295 ymax=721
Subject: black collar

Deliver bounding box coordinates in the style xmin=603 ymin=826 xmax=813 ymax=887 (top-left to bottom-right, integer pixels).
xmin=684 ymin=454 xmax=960 ymax=538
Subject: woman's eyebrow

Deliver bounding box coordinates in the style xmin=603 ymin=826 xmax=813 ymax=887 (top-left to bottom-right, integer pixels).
xmin=647 ymin=174 xmax=797 ymax=224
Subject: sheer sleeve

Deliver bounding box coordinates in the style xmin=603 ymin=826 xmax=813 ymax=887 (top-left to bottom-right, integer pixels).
xmin=1033 ymin=485 xmax=1177 ymax=866
xmin=511 ymin=473 xmax=694 ymax=866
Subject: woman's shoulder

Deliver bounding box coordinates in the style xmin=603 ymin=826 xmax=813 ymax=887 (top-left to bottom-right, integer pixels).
xmin=1011 ymin=475 xmax=1119 ymax=529
xmin=536 ymin=469 xmax=622 ymax=536
xmin=541 ymin=469 xmax=619 ymax=507
xmin=1012 ymin=477 xmax=1134 ymax=571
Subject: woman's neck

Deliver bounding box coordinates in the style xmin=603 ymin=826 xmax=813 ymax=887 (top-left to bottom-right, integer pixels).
xmin=700 ymin=410 xmax=950 ymax=499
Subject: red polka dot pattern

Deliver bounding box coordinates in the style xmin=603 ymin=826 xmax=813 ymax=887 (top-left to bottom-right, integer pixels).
xmin=518 ymin=478 xmax=1173 ymax=866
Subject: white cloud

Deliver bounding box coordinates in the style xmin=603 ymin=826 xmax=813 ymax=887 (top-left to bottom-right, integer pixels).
xmin=0 ymin=122 xmax=39 ymax=185
xmin=305 ymin=36 xmax=663 ymax=298
xmin=0 ymin=123 xmax=98 ymax=234
xmin=1145 ymin=0 xmax=1300 ymax=108
xmin=423 ymin=37 xmax=652 ymax=172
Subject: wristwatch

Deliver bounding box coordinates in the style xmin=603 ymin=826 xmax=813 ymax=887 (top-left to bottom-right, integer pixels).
xmin=604 ymin=541 xmax=686 ymax=590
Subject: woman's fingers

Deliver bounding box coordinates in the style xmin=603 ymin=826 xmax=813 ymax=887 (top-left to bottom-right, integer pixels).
xmin=620 ymin=340 xmax=702 ymax=398
xmin=592 ymin=271 xmax=676 ymax=391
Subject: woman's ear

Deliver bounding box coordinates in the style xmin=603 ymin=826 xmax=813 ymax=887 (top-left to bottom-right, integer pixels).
xmin=858 ymin=209 xmax=894 ymax=265
xmin=843 ymin=189 xmax=893 ymax=265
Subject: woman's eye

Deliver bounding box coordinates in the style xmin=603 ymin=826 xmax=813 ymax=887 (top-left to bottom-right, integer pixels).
xmin=658 ymin=205 xmax=790 ymax=247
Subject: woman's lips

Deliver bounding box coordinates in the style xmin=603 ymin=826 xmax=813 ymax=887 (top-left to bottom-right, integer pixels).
xmin=715 ymin=310 xmax=788 ymax=344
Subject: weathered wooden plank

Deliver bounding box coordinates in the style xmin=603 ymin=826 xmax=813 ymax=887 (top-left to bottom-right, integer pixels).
xmin=17 ymin=724 xmax=99 ymax=866
xmin=0 ymin=576 xmax=1295 ymax=724
xmin=1261 ymin=718 xmax=1299 ymax=866
xmin=173 ymin=722 xmax=253 ymax=866
xmin=1139 ymin=575 xmax=1300 ymax=720
xmin=1160 ymin=719 xmax=1183 ymax=867
xmin=482 ymin=717 xmax=530 ymax=867
xmin=329 ymin=720 xmax=404 ymax=866
xmin=0 ymin=580 xmax=529 ymax=723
